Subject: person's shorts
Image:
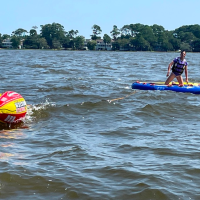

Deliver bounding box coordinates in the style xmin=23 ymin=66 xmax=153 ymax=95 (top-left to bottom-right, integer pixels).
xmin=173 ymin=72 xmax=182 ymax=77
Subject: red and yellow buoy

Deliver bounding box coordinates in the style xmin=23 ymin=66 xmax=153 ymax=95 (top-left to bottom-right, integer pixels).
xmin=0 ymin=91 xmax=27 ymax=124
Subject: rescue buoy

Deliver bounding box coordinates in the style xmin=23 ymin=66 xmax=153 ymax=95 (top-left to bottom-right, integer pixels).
xmin=0 ymin=91 xmax=27 ymax=124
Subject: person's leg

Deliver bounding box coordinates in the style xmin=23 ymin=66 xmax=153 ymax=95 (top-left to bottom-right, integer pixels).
xmin=176 ymin=75 xmax=184 ymax=85
xmin=165 ymin=73 xmax=176 ymax=85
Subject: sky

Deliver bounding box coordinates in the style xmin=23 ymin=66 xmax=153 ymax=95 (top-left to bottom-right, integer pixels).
xmin=1 ymin=0 xmax=200 ymax=39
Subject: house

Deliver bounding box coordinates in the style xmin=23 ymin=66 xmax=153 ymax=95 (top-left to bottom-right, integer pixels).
xmin=1 ymin=38 xmax=24 ymax=49
xmin=83 ymin=39 xmax=114 ymax=51
xmin=2 ymin=38 xmax=12 ymax=48
xmin=95 ymin=39 xmax=112 ymax=51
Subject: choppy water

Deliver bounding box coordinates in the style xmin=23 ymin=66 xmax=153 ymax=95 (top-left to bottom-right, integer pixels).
xmin=0 ymin=49 xmax=200 ymax=200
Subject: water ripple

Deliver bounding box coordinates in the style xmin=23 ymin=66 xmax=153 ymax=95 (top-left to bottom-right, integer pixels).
xmin=0 ymin=50 xmax=200 ymax=199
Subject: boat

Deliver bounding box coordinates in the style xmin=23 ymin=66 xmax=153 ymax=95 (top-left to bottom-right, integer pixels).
xmin=0 ymin=91 xmax=27 ymax=125
xmin=132 ymin=81 xmax=200 ymax=94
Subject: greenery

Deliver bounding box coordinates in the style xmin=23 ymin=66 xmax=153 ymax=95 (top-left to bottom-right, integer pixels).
xmin=0 ymin=22 xmax=200 ymax=51
xmin=87 ymin=40 xmax=96 ymax=50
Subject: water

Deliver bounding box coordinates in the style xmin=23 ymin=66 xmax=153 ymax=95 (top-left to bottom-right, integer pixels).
xmin=0 ymin=50 xmax=200 ymax=200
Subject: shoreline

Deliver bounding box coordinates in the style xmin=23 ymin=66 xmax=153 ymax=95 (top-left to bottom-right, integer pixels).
xmin=0 ymin=48 xmax=199 ymax=53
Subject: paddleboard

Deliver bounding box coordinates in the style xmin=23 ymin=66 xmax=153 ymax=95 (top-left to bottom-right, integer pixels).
xmin=132 ymin=81 xmax=200 ymax=94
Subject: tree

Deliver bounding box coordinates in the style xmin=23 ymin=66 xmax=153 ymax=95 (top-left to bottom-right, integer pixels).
xmin=139 ymin=25 xmax=156 ymax=49
xmin=151 ymin=24 xmax=165 ymax=36
xmin=66 ymin=30 xmax=78 ymax=39
xmin=23 ymin=34 xmax=49 ymax=49
xmin=118 ymin=38 xmax=130 ymax=50
xmin=110 ymin=25 xmax=120 ymax=41
xmin=121 ymin=25 xmax=132 ymax=36
xmin=128 ymin=23 xmax=144 ymax=37
xmin=182 ymin=32 xmax=196 ymax=44
xmin=180 ymin=42 xmax=192 ymax=52
xmin=111 ymin=41 xmax=120 ymax=51
xmin=62 ymin=36 xmax=71 ymax=49
xmin=174 ymin=25 xmax=200 ymax=40
xmin=2 ymin=34 xmax=10 ymax=39
xmin=162 ymin=40 xmax=173 ymax=51
xmin=172 ymin=25 xmax=200 ymax=51
xmin=192 ymin=39 xmax=200 ymax=52
xmin=52 ymin=38 xmax=61 ymax=49
xmin=190 ymin=24 xmax=200 ymax=39
xmin=12 ymin=28 xmax=27 ymax=37
xmin=169 ymin=37 xmax=181 ymax=51
xmin=91 ymin=24 xmax=102 ymax=40
xmin=64 ymin=30 xmax=79 ymax=49
xmin=23 ymin=36 xmax=37 ymax=49
xmin=130 ymin=35 xmax=150 ymax=51
xmin=91 ymin=35 xmax=99 ymax=40
xmin=103 ymin=34 xmax=111 ymax=50
xmin=30 ymin=29 xmax=37 ymax=36
xmin=11 ymin=36 xmax=20 ymax=48
xmin=69 ymin=40 xmax=75 ymax=49
xmin=87 ymin=40 xmax=96 ymax=50
xmin=74 ymin=36 xmax=85 ymax=50
xmin=38 ymin=37 xmax=49 ymax=49
xmin=40 ymin=22 xmax=65 ymax=48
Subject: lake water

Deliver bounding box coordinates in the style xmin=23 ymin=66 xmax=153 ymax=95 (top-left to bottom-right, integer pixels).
xmin=0 ymin=50 xmax=200 ymax=200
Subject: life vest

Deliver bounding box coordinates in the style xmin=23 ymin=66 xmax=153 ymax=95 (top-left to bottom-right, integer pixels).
xmin=172 ymin=57 xmax=186 ymax=75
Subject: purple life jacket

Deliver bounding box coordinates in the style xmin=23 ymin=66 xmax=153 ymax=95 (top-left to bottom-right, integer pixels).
xmin=172 ymin=57 xmax=187 ymax=76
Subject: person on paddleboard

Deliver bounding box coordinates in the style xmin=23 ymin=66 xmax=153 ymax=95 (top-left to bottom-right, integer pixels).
xmin=165 ymin=50 xmax=188 ymax=85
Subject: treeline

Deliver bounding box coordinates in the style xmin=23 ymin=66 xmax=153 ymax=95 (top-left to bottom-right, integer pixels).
xmin=0 ymin=23 xmax=200 ymax=51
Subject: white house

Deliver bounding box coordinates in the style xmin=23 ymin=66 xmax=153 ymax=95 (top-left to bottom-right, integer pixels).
xmin=1 ymin=38 xmax=24 ymax=49
xmin=2 ymin=38 xmax=12 ymax=48
xmin=95 ymin=39 xmax=112 ymax=51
